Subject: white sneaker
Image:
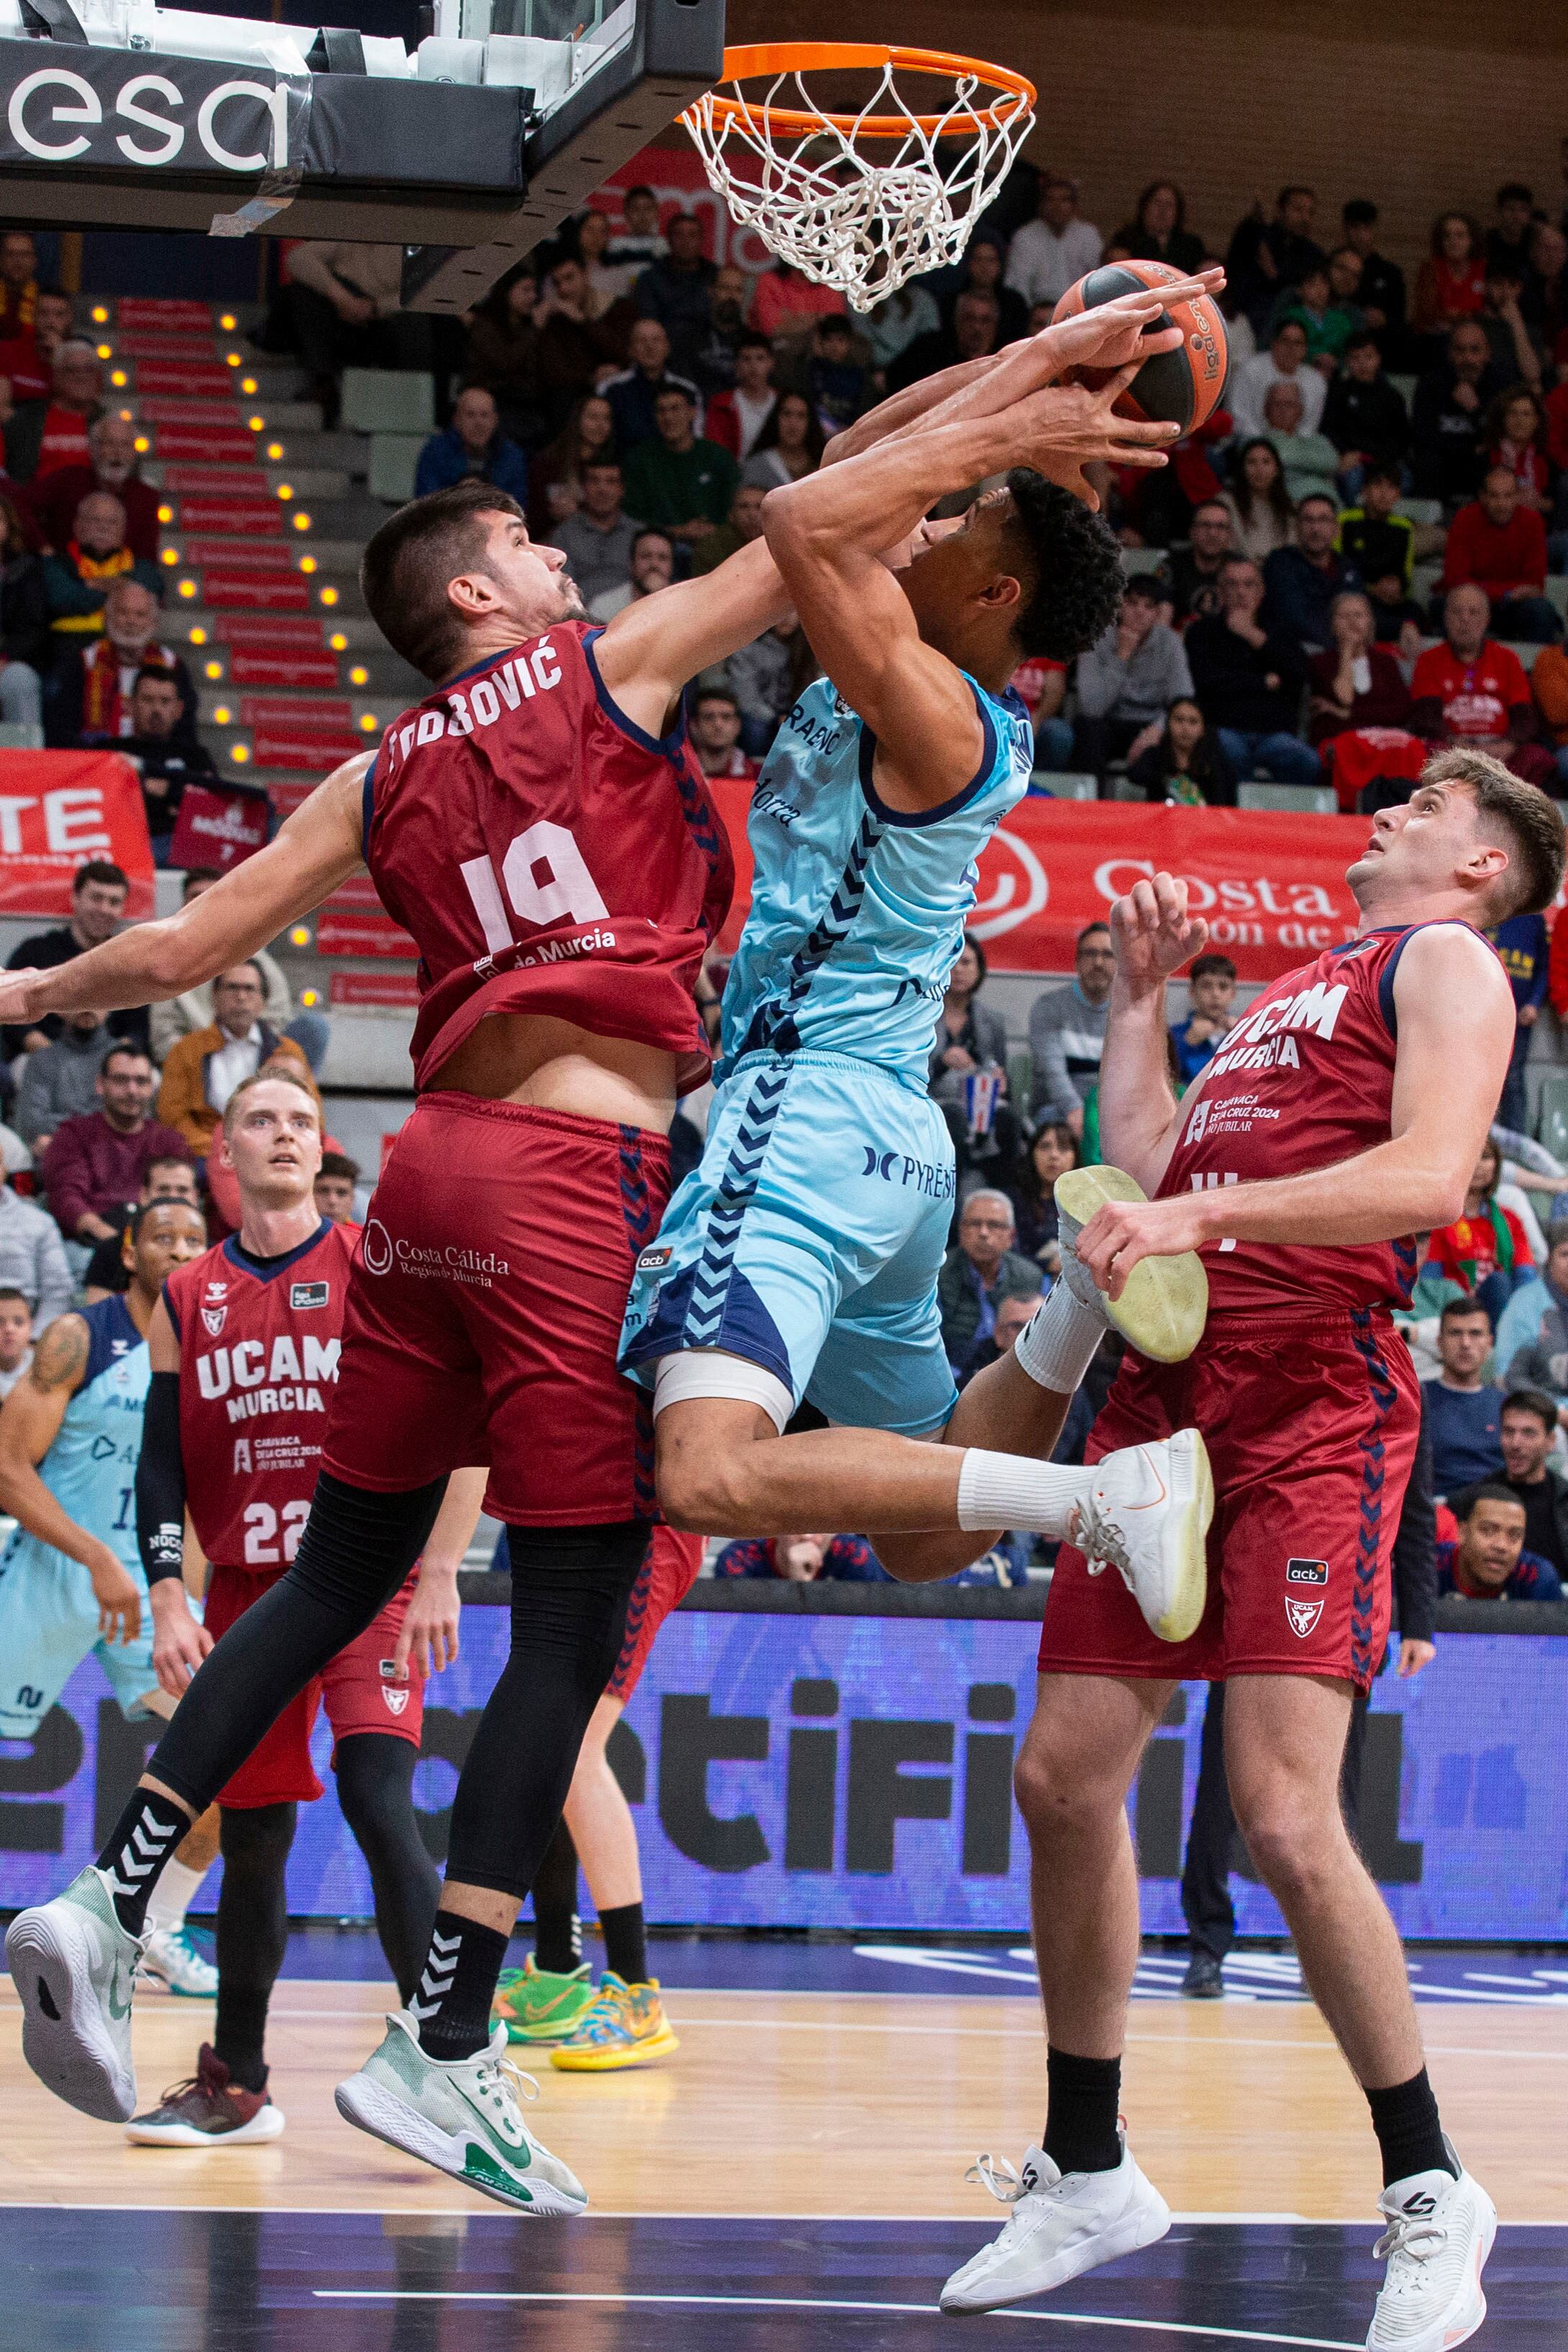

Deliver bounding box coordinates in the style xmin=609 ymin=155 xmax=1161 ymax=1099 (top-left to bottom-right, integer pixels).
xmin=941 ymin=2137 xmax=1171 ymax=2315
xmin=139 ymin=1924 xmax=219 ymax=1998
xmin=4 ymin=1866 xmax=145 ymax=2122
xmin=1367 ymin=2147 xmax=1495 ymax=2351
xmin=1075 ymin=1429 xmax=1213 ymax=1643
xmin=335 ymin=2007 xmax=588 ymax=2216
xmin=1054 ymin=1165 xmax=1208 ymax=1365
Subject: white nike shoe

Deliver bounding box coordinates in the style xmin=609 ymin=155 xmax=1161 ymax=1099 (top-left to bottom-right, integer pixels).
xmin=1074 ymin=1428 xmax=1213 ymax=1643
xmin=4 ymin=1866 xmax=146 ymax=2122
xmin=1054 ymin=1165 xmax=1208 ymax=1365
xmin=139 ymin=1924 xmax=219 ymax=1998
xmin=335 ymin=2007 xmax=588 ymax=2216
xmin=1367 ymin=2146 xmax=1495 ymax=2351
xmin=941 ymin=2136 xmax=1171 ymax=2315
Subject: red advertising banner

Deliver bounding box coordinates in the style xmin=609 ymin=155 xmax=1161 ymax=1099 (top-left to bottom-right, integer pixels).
xmin=166 ymin=784 xmax=268 ymax=874
xmin=0 ymin=750 xmax=154 ymax=919
xmin=708 ymin=788 xmax=1375 ymax=983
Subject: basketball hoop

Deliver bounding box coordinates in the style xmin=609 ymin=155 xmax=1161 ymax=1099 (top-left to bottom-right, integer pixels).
xmin=682 ymin=42 xmax=1036 ymax=313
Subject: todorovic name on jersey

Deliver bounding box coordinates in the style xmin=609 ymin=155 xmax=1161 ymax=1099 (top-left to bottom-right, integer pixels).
xmin=195 ymin=1333 xmax=340 ymax=1423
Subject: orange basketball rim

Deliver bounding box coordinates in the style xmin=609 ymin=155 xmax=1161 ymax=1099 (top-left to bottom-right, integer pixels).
xmin=691 ymin=42 xmax=1036 ymax=142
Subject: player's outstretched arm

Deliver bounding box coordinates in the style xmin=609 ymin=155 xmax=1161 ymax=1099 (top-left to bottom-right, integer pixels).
xmin=0 ymin=755 xmax=369 ymax=1031
xmin=0 ymin=1316 xmax=142 ymax=1643
xmin=1076 ymin=924 xmax=1516 ymax=1295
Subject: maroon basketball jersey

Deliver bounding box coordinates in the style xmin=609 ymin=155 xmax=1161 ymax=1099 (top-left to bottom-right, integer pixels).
xmin=163 ymin=1219 xmax=355 ymax=1569
xmin=365 ymin=621 xmax=733 ymax=1093
xmin=1159 ymin=924 xmax=1465 ymax=1316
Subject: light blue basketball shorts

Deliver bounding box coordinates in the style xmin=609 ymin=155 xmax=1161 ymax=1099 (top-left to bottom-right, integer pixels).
xmin=619 ymin=1049 xmax=962 ymax=1436
xmin=0 ymin=1530 xmax=158 ymax=1739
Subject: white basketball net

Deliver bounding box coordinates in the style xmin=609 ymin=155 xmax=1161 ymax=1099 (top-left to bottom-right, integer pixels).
xmin=683 ymin=55 xmax=1036 ymax=313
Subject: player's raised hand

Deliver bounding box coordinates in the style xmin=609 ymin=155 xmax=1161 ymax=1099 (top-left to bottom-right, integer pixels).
xmin=1111 ymin=873 xmax=1211 ymax=989
xmin=1039 ymin=270 xmax=1226 ymax=375
xmin=87 ymin=1542 xmax=142 ymax=1646
xmin=1075 ymin=1190 xmax=1211 ymax=1298
xmin=1013 ymin=365 xmax=1180 ymax=506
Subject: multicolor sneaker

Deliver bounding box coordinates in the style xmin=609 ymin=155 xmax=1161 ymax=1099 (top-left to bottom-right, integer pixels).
xmin=126 ymin=2044 xmax=285 ymax=2145
xmin=1054 ymin=1164 xmax=1208 ymax=1364
xmin=550 ymin=1974 xmax=679 ymax=2072
xmin=4 ymin=1865 xmax=146 ymax=2121
xmin=492 ymin=1956 xmax=596 ymax=2046
xmin=335 ymin=2007 xmax=588 ymax=2215
xmin=140 ymin=1924 xmax=219 ymax=1999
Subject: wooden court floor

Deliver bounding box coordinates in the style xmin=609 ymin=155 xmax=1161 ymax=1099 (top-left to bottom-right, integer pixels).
xmin=1 ymin=1978 xmax=1564 ymax=2224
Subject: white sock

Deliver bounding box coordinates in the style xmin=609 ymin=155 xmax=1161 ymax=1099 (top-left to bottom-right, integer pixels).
xmin=145 ymin=1856 xmax=206 ymax=1938
xmin=956 ymin=1449 xmax=1095 ymax=1537
xmin=1014 ymin=1278 xmax=1106 ymax=1395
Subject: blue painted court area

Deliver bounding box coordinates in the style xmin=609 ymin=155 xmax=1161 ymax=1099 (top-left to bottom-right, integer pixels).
xmin=268 ymin=1923 xmax=1568 ymax=2006
xmin=4 ymin=2207 xmax=1563 ymax=2350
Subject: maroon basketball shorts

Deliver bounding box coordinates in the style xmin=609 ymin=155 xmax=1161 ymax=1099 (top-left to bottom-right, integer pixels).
xmin=206 ymin=1565 xmax=423 ymax=1808
xmin=323 ymin=1092 xmax=670 ymax=1526
xmin=606 ymin=1524 xmax=703 ymax=1704
xmin=1039 ymin=1307 xmax=1420 ymax=1694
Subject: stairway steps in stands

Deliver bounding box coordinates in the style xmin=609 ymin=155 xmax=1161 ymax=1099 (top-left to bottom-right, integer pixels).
xmin=110 ymin=334 xmax=229 ymax=363
xmin=224 ymin=650 xmax=342 ymax=688
xmin=178 ymin=539 xmax=296 ymax=570
xmin=149 ymin=427 xmax=265 ymax=460
xmin=240 ymin=695 xmax=354 ymax=726
xmin=203 ymin=575 xmax=312 ymax=612
xmin=115 ymin=298 xmax=224 ymax=329
xmin=132 ymin=364 xmax=249 ymax=396
xmin=136 ymin=398 xmax=251 ymax=427
xmin=176 ymin=502 xmax=283 ymax=535
xmin=158 ymin=466 xmax=268 ymax=493
xmin=329 ymin=971 xmax=419 ymax=1006
xmin=249 ymin=718 xmax=364 ymax=767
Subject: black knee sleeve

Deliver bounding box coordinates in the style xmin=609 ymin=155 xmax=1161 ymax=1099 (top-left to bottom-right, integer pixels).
xmin=445 ymin=1520 xmax=647 ymax=1901
xmin=334 ymin=1733 xmax=441 ymax=2006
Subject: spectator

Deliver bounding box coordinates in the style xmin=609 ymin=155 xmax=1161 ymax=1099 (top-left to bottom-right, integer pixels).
xmin=1334 ymin=465 xmax=1416 ymax=610
xmin=462 ymin=265 xmax=544 ymax=448
xmin=1219 ymin=437 xmax=1297 ymax=565
xmin=22 ymin=411 xmax=160 ymax=563
xmin=81 ymin=1154 xmax=201 ymax=1300
xmin=1467 ymin=1389 xmax=1568 ymax=1575
xmin=1019 ymin=655 xmax=1072 ymax=771
xmin=1272 ymin=255 xmax=1362 ymax=371
xmin=943 ymin=237 xmax=1031 ymax=345
xmin=150 ymin=868 xmax=321 ymax=1069
xmin=621 ymin=384 xmax=739 ymax=547
xmin=526 ymin=392 xmax=617 ymax=543
xmin=888 ymin=288 xmax=1005 ymax=392
xmin=603 ymin=186 xmax=667 ymax=281
xmin=1029 ymin=920 xmax=1116 ymax=1126
xmin=281 ymin=242 xmax=430 ymax=426
xmin=1434 ymin=1485 xmax=1563 ymax=1600
xmin=601 ymin=317 xmax=702 ymax=451
xmin=5 ymin=339 xmax=101 ymax=484
xmin=1262 ymin=493 xmax=1360 ymax=652
xmin=1006 ymin=1121 xmax=1080 ymax=1275
xmin=1497 ymin=1219 xmax=1568 ymax=1397
xmin=0 ymin=490 xmax=45 ymax=731
xmin=1413 ymin=213 xmax=1488 ymax=340
xmin=632 ymin=212 xmax=716 ymax=379
xmin=553 ymin=458 xmax=639 ymax=608
xmin=937 ymin=1189 xmax=1043 ymax=1376
xmin=1411 ymin=319 xmax=1508 ymax=506
xmin=1004 ymin=171 xmax=1103 ymax=310
xmin=688 ymin=264 xmax=750 ymax=398
xmin=1170 ymin=953 xmax=1239 ymax=1085
xmin=588 ymin=526 xmax=672 ymax=624
xmin=0 ymin=283 xmax=71 ymax=409
xmin=1340 ymin=199 xmax=1407 ymax=350
xmin=1226 ymin=186 xmax=1325 ymax=335
xmin=928 ymin=934 xmax=1015 ymax=1187
xmin=747 ymin=261 xmax=847 ymax=347
xmin=38 ymin=1044 xmax=188 ymax=1244
xmin=1321 ymin=334 xmax=1411 ymax=484
xmin=1072 ymin=575 xmax=1194 ymax=778
xmin=14 ymin=1008 xmax=112 ymax=1148
xmin=314 ymin=1149 xmax=360 ymax=1226
xmin=686 ymin=686 xmax=756 ymax=780
xmin=51 ymin=575 xmax=192 ymax=749
xmin=800 ymin=314 xmax=870 ymax=436
xmin=1307 ymin=591 xmax=1413 ymax=747
xmin=1485 ymin=384 xmax=1553 ymax=509
xmin=1113 ymin=179 xmax=1205 ymax=277
xmin=41 ymin=491 xmax=160 ymax=642
xmin=691 ymin=480 xmax=766 ymax=577
xmin=2 ymin=860 xmax=146 ymax=1062
xmin=1441 ymin=465 xmax=1557 ymax=642
xmin=1531 ymin=634 xmax=1568 ymax=791
xmin=1410 ymin=584 xmax=1549 ymax=784
xmin=860 ymin=282 xmax=942 ymax=373
xmin=1521 ymin=221 xmax=1568 ymax=353
xmin=714 ymin=1532 xmax=885 ymax=1582
xmin=1185 ymin=555 xmax=1318 ymax=784
xmin=1125 ymin=696 xmax=1238 ymax=805
xmin=742 ymin=391 xmax=826 ymax=491
xmin=1426 ymin=1138 xmax=1536 ymax=1308
xmin=414 ymin=385 xmax=529 ymax=506
xmin=1487 ymin=909 xmax=1551 ymax=1131
xmin=1486 ymin=183 xmax=1538 ymax=282
xmin=1260 ymin=380 xmax=1341 ymax=506
xmin=120 ymin=663 xmax=218 ymax=860
xmin=724 ymin=610 xmax=815 ymax=757
xmin=155 ymin=962 xmax=312 ymax=1159
xmin=1228 ymin=319 xmax=1328 ymax=442
xmin=0 ymin=1290 xmax=32 ymax=1395
xmin=1422 ymin=1297 xmax=1506 ymax=1492
xmin=703 ymin=335 xmax=775 ymax=462
xmin=1166 ymin=500 xmax=1235 ymax=626
xmin=532 ymin=252 xmax=626 ymax=433
xmin=0 ymin=230 xmax=38 ymax=342
xmin=0 ymin=1188 xmax=70 ymax=1333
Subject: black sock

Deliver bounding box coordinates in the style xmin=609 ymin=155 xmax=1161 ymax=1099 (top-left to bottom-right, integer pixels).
xmin=1365 ymin=2068 xmax=1456 ymax=2188
xmin=214 ymin=1989 xmax=272 ymax=2095
xmin=601 ymin=1901 xmax=647 ymax=1987
xmin=95 ymin=1787 xmax=191 ymax=1936
xmin=412 ymin=1910 xmax=511 ymax=2061
xmin=1043 ymin=2046 xmax=1123 ymax=2176
xmin=530 ymin=1818 xmax=582 ymax=1976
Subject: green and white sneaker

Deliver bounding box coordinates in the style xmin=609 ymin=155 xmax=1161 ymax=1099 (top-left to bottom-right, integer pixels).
xmin=1055 ymin=1164 xmax=1208 ymax=1364
xmin=492 ymin=1955 xmax=596 ymax=2046
xmin=140 ymin=1923 xmax=219 ymax=1998
xmin=334 ymin=2007 xmax=588 ymax=2216
xmin=4 ymin=1866 xmax=146 ymax=2121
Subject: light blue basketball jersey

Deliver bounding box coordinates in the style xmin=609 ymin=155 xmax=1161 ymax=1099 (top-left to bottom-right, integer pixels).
xmin=18 ymin=1294 xmax=148 ymax=1571
xmin=719 ymin=670 xmax=1036 ymax=1091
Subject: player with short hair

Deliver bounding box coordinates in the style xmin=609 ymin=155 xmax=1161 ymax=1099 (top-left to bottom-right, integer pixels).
xmin=0 ymin=1195 xmax=220 ymax=1996
xmin=944 ymin=747 xmax=1564 ymax=2351
xmin=314 ymin=1150 xmax=360 ymax=1223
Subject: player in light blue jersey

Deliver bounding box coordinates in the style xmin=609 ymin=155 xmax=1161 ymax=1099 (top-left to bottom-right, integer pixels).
xmin=0 ymin=1198 xmax=222 ymax=1992
xmin=621 ymin=277 xmax=1220 ymax=1633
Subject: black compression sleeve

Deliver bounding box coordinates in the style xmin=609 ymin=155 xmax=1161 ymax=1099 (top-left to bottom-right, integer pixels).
xmin=136 ymin=1369 xmax=187 ymax=1585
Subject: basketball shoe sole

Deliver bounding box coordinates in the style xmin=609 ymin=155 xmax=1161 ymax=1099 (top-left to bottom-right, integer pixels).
xmin=1054 ymin=1165 xmax=1208 ymax=1364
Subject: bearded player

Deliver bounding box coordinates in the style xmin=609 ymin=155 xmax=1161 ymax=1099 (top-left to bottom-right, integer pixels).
xmin=6 ymin=284 xmax=1203 ymax=2211
xmin=944 ymin=750 xmax=1563 ymax=2352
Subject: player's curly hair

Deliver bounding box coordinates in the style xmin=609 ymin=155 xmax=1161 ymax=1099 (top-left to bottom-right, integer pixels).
xmin=1002 ymin=468 xmax=1126 ymax=662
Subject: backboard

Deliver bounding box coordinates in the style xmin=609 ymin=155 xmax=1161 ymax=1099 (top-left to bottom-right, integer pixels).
xmin=0 ymin=0 xmax=724 ymax=309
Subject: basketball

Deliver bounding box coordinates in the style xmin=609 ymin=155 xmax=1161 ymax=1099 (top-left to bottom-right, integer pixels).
xmin=1052 ymin=258 xmax=1230 ymax=433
